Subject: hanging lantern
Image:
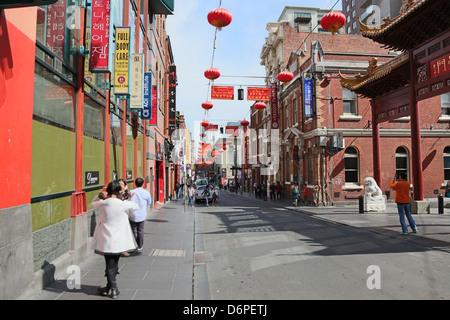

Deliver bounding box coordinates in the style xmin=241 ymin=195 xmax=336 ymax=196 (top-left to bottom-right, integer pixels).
xmin=240 ymin=120 xmax=249 ymax=127
xmin=200 ymin=132 xmax=206 ymax=138
xmin=202 ymin=101 xmax=213 ymax=110
xmin=277 ymin=70 xmax=294 ymax=84
xmin=254 ymin=102 xmax=266 ymax=110
xmin=320 ymin=11 xmax=346 ymax=44
xmin=204 ymin=68 xmax=221 ymax=80
xmin=201 ymin=120 xmax=209 ymax=127
xmin=207 ymin=8 xmax=232 ymax=29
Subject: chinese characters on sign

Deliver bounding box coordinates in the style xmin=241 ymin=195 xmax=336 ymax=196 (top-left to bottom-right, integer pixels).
xmin=211 ymin=86 xmax=234 ymax=100
xmin=130 ymin=53 xmax=143 ymax=109
xmin=89 ymin=0 xmax=111 ymax=72
xmin=247 ymin=87 xmax=270 ymax=101
xmin=303 ymin=73 xmax=314 ymax=118
xmin=114 ymin=27 xmax=130 ymax=95
xmin=430 ymin=54 xmax=450 ymax=78
xmin=168 ymin=66 xmax=177 ymax=136
xmin=270 ymin=77 xmax=279 ymax=129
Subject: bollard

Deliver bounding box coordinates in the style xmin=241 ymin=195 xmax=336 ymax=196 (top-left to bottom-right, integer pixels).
xmin=359 ymin=195 xmax=364 ymax=214
xmin=438 ymin=194 xmax=444 ymax=214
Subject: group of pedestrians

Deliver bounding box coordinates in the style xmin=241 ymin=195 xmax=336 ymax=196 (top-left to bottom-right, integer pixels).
xmin=91 ymin=178 xmax=152 ymax=299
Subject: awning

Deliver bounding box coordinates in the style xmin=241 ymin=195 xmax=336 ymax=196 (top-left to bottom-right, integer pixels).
xmin=149 ymin=0 xmax=174 ymax=15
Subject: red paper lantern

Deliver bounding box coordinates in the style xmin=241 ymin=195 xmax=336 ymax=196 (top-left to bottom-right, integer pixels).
xmin=202 ymin=101 xmax=213 ymax=110
xmin=204 ymin=68 xmax=221 ymax=80
xmin=254 ymin=102 xmax=266 ymax=110
xmin=277 ymin=70 xmax=294 ymax=84
xmin=240 ymin=120 xmax=249 ymax=127
xmin=320 ymin=11 xmax=346 ymax=43
xmin=201 ymin=120 xmax=209 ymax=127
xmin=207 ymin=8 xmax=232 ymax=29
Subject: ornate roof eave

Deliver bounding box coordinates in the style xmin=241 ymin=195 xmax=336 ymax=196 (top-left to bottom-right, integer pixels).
xmin=339 ymin=53 xmax=410 ymax=97
xmin=359 ymin=0 xmax=450 ymax=51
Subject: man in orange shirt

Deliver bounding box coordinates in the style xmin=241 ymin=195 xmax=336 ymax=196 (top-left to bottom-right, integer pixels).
xmin=389 ymin=173 xmax=418 ymax=235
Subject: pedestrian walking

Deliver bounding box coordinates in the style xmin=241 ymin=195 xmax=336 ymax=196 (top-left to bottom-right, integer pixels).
xmin=202 ymin=184 xmax=211 ymax=207
xmin=262 ymin=183 xmax=267 ymax=201
xmin=389 ymin=173 xmax=418 ymax=235
xmin=276 ymin=181 xmax=282 ymax=200
xmin=91 ymin=180 xmax=139 ymax=298
xmin=212 ymin=186 xmax=219 ymax=206
xmin=313 ymin=182 xmax=320 ymax=207
xmin=445 ymin=180 xmax=450 ymax=198
xmin=292 ymin=182 xmax=300 ymax=206
xmin=302 ymin=183 xmax=308 ymax=205
xmin=188 ymin=185 xmax=195 ymax=206
xmin=118 ymin=178 xmax=131 ymax=200
xmin=269 ymin=182 xmax=276 ymax=201
xmin=129 ymin=177 xmax=152 ymax=251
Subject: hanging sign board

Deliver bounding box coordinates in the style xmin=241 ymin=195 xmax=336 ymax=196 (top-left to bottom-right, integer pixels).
xmin=211 ymin=86 xmax=234 ymax=100
xmin=141 ymin=73 xmax=152 ymax=119
xmin=114 ymin=27 xmax=130 ymax=95
xmin=303 ymin=73 xmax=314 ymax=118
xmin=89 ymin=0 xmax=111 ymax=72
xmin=247 ymin=87 xmax=270 ymax=101
xmin=45 ymin=0 xmax=67 ymax=60
xmin=130 ymin=53 xmax=144 ymax=109
xmin=168 ymin=65 xmax=177 ymax=136
xmin=269 ymin=77 xmax=279 ymax=129
xmin=148 ymin=85 xmax=158 ymax=126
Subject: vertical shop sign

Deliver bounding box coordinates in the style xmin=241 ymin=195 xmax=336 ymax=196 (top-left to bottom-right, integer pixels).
xmin=114 ymin=27 xmax=130 ymax=95
xmin=148 ymin=85 xmax=158 ymax=126
xmin=269 ymin=77 xmax=279 ymax=129
xmin=141 ymin=73 xmax=152 ymax=119
xmin=46 ymin=0 xmax=67 ymax=60
xmin=168 ymin=65 xmax=177 ymax=136
xmin=84 ymin=28 xmax=96 ymax=86
xmin=89 ymin=0 xmax=111 ymax=72
xmin=303 ymin=73 xmax=314 ymax=118
xmin=130 ymin=53 xmax=144 ymax=109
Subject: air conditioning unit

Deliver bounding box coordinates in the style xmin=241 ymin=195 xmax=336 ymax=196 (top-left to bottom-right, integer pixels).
xmin=329 ymin=133 xmax=345 ymax=150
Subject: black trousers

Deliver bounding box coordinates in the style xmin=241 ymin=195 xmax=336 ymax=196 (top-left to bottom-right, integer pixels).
xmin=104 ymin=254 xmax=120 ymax=287
xmin=130 ymin=220 xmax=145 ymax=249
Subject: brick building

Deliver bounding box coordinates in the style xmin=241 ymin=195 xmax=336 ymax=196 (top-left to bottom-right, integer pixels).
xmin=258 ymin=9 xmax=449 ymax=204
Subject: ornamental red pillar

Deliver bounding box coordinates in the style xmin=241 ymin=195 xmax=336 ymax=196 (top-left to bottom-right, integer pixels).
xmin=409 ymin=51 xmax=424 ymax=201
xmin=371 ymin=100 xmax=382 ymax=188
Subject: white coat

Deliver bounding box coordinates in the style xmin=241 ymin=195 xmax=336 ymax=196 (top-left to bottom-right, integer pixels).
xmin=91 ymin=197 xmax=138 ymax=254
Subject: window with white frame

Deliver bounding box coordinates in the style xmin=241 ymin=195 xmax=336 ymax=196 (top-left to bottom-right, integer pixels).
xmin=343 ymin=88 xmax=358 ymax=114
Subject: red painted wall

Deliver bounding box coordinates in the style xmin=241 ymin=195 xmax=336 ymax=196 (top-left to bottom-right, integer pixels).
xmin=0 ymin=8 xmax=36 ymax=209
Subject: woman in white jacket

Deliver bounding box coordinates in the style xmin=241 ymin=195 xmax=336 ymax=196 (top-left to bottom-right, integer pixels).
xmin=91 ymin=180 xmax=138 ymax=298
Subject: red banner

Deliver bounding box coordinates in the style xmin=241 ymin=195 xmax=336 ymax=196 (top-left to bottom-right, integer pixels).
xmin=46 ymin=0 xmax=66 ymax=59
xmin=89 ymin=0 xmax=111 ymax=72
xmin=270 ymin=80 xmax=279 ymax=129
xmin=247 ymin=87 xmax=270 ymax=101
xmin=430 ymin=54 xmax=450 ymax=78
xmin=211 ymin=86 xmax=234 ymax=100
xmin=148 ymin=85 xmax=158 ymax=126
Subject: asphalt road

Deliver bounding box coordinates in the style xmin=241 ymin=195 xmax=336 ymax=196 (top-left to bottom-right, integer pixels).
xmin=195 ymin=191 xmax=450 ymax=300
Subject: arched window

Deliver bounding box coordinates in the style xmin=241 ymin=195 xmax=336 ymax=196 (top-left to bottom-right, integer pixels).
xmin=344 ymin=146 xmax=359 ymax=184
xmin=395 ymin=147 xmax=409 ymax=180
xmin=444 ymin=146 xmax=450 ymax=180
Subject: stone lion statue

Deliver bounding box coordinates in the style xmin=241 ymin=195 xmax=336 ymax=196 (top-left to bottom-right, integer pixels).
xmin=364 ymin=177 xmax=383 ymax=201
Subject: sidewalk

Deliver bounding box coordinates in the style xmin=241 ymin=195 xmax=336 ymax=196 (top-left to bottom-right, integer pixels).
xmin=28 ymin=192 xmax=450 ymax=299
xmin=29 ymin=200 xmax=208 ymax=300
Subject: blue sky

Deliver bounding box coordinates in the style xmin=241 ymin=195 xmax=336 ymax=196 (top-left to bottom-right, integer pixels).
xmin=166 ymin=0 xmax=342 ymax=135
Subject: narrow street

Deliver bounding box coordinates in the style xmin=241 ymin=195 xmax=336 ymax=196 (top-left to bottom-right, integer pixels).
xmin=196 ymin=192 xmax=450 ymax=299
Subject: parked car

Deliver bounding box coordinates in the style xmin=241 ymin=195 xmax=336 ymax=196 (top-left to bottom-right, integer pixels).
xmin=195 ymin=179 xmax=208 ymax=187
xmin=195 ymin=185 xmax=212 ymax=203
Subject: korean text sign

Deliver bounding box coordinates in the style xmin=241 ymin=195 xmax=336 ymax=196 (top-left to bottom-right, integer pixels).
xmin=89 ymin=0 xmax=111 ymax=72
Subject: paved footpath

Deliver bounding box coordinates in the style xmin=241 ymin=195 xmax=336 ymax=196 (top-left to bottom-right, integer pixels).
xmin=28 ymin=200 xmax=208 ymax=300
xmin=28 ymin=193 xmax=450 ymax=300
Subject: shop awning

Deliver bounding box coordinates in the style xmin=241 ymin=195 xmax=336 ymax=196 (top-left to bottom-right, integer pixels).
xmin=149 ymin=0 xmax=174 ymax=15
